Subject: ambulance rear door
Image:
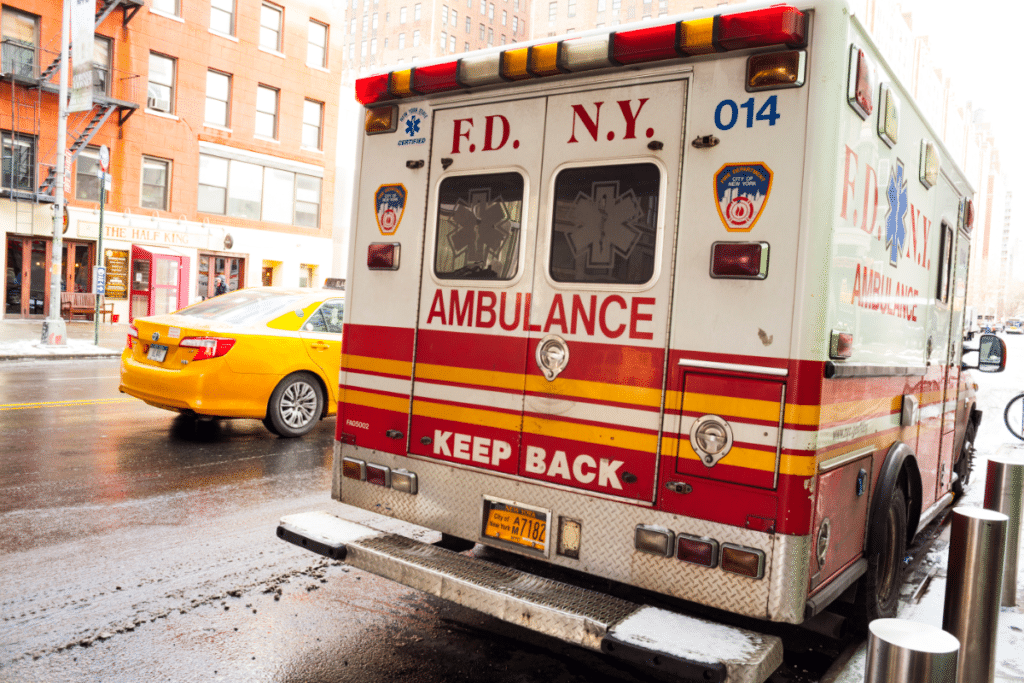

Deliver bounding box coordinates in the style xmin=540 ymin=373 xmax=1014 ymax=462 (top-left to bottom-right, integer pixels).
xmin=519 ymin=76 xmax=687 ymax=504
xmin=407 ymin=97 xmax=547 ymax=477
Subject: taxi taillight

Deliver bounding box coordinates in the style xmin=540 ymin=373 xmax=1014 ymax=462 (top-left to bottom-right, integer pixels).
xmin=127 ymin=324 xmax=138 ymax=350
xmin=180 ymin=337 xmax=236 ymax=361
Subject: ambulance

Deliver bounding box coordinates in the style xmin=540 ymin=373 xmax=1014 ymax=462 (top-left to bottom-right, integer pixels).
xmin=277 ymin=1 xmax=1007 ymax=679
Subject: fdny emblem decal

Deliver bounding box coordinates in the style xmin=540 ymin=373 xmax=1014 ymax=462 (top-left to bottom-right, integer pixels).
xmin=375 ymin=184 xmax=407 ymax=236
xmin=398 ymin=107 xmax=428 ymax=146
xmin=884 ymin=159 xmax=909 ymax=266
xmin=714 ymin=163 xmax=773 ymax=232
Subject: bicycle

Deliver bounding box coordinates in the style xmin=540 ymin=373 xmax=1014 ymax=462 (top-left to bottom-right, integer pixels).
xmin=1004 ymin=392 xmax=1024 ymax=440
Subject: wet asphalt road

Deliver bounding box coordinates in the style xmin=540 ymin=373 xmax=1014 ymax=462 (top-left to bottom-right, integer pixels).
xmin=0 ymin=358 xmax=710 ymax=683
xmin=14 ymin=348 xmax=1008 ymax=682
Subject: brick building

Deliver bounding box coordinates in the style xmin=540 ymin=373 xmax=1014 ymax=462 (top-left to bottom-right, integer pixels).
xmin=2 ymin=0 xmax=342 ymax=322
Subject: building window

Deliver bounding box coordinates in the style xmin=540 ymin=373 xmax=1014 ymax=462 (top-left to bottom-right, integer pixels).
xmin=198 ymin=155 xmax=228 ymax=214
xmin=449 ymin=34 xmax=456 ymax=52
xmin=210 ymin=0 xmax=234 ymax=35
xmin=451 ymin=9 xmax=458 ymax=26
xmin=414 ymin=3 xmax=422 ymax=20
xmin=308 ymin=20 xmax=328 ymax=67
xmin=349 ymin=18 xmax=355 ymax=34
xmin=400 ymin=6 xmax=407 ymax=23
xmin=568 ymin=0 xmax=576 ymax=17
xmin=348 ymin=43 xmax=354 ymax=60
xmin=398 ymin=33 xmax=406 ymax=49
xmin=413 ymin=30 xmax=420 ymax=47
xmin=147 ymin=52 xmax=175 ymax=113
xmin=205 ymin=70 xmax=231 ymax=127
xmin=548 ymin=2 xmax=556 ymax=22
xmin=370 ymin=37 xmax=377 ymax=54
xmin=92 ymin=36 xmax=111 ymax=97
xmin=361 ymin=40 xmax=367 ymax=57
xmin=1 ymin=130 xmax=35 ymax=191
xmin=487 ymin=27 xmax=493 ymax=45
xmin=372 ymin=12 xmax=379 ymax=29
xmin=441 ymin=31 xmax=447 ymax=50
xmin=442 ymin=5 xmax=448 ymax=23
xmin=151 ymin=0 xmax=179 ymax=16
xmin=489 ymin=3 xmax=494 ymax=20
xmin=303 ymin=100 xmax=324 ymax=150
xmin=362 ymin=15 xmax=368 ymax=32
xmin=141 ymin=156 xmax=170 ymax=210
xmin=299 ymin=265 xmax=316 ymax=288
xmin=479 ymin=23 xmax=485 ymax=39
xmin=597 ymin=0 xmax=605 ymax=9
xmin=255 ymin=85 xmax=279 ymax=139
xmin=259 ymin=3 xmax=283 ymax=52
xmin=502 ymin=9 xmax=507 ymax=24
xmin=198 ymin=152 xmax=322 ymax=227
xmin=75 ymin=146 xmax=105 ymax=202
xmin=1 ymin=8 xmax=38 ymax=79
xmin=480 ymin=0 xmax=485 ymax=14
xmin=512 ymin=15 xmax=518 ymax=33
xmin=466 ymin=16 xmax=471 ymax=32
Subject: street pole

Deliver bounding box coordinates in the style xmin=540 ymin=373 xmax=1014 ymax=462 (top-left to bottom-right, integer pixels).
xmin=93 ymin=145 xmax=108 ymax=345
xmin=41 ymin=0 xmax=71 ymax=346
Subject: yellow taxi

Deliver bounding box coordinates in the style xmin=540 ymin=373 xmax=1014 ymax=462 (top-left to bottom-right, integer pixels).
xmin=119 ymin=287 xmax=344 ymax=437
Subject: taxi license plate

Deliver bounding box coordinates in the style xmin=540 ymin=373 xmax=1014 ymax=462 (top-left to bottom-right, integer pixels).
xmin=482 ymin=499 xmax=549 ymax=554
xmin=147 ymin=344 xmax=168 ymax=362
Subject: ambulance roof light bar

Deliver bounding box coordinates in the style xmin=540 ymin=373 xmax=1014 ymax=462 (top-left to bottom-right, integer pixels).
xmin=354 ymin=4 xmax=807 ymax=105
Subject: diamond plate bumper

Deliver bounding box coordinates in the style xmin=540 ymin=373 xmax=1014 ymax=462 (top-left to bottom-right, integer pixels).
xmin=277 ymin=511 xmax=783 ymax=683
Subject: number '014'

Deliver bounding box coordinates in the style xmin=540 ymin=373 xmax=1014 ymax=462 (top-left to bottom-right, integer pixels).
xmin=715 ymin=95 xmax=780 ymax=131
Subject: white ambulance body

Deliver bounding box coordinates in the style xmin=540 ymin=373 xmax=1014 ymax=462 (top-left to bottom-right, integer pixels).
xmin=278 ymin=1 xmax=1005 ymax=680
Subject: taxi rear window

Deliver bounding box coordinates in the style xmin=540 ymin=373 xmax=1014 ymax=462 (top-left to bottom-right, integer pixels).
xmin=434 ymin=172 xmax=523 ymax=280
xmin=549 ymin=163 xmax=660 ymax=284
xmin=182 ymin=290 xmax=308 ymax=324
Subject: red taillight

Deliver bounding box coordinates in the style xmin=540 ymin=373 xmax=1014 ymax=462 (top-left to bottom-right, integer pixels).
xmin=610 ymin=23 xmax=680 ymax=65
xmin=127 ymin=324 xmax=138 ymax=350
xmin=830 ymin=331 xmax=854 ymax=359
xmin=676 ymin=534 xmax=719 ymax=568
xmin=355 ymin=73 xmax=392 ymax=105
xmin=413 ymin=61 xmax=460 ymax=94
xmin=710 ymin=242 xmax=768 ymax=279
xmin=718 ymin=5 xmax=806 ymax=50
xmin=965 ymin=199 xmax=975 ymax=229
xmin=366 ymin=463 xmax=391 ymax=487
xmin=368 ymin=243 xmax=400 ymax=270
xmin=852 ymin=47 xmax=873 ymax=117
xmin=179 ymin=337 xmax=236 ymax=361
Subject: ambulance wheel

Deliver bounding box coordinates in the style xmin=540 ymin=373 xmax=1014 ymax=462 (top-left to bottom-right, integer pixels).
xmin=267 ymin=372 xmax=323 ymax=438
xmin=952 ymin=421 xmax=976 ymax=498
xmin=858 ymin=487 xmax=907 ymax=628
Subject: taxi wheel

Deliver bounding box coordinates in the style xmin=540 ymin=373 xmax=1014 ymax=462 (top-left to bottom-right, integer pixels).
xmin=267 ymin=372 xmax=324 ymax=438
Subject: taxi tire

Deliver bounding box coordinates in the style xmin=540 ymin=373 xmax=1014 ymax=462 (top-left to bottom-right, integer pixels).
xmin=267 ymin=372 xmax=324 ymax=438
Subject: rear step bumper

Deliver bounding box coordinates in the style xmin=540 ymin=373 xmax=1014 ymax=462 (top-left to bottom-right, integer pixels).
xmin=277 ymin=511 xmax=783 ymax=683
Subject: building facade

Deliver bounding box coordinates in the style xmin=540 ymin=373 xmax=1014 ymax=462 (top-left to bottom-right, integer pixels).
xmin=2 ymin=0 xmax=343 ymax=323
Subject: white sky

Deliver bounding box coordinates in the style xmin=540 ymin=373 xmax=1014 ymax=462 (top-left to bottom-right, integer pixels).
xmin=895 ymin=0 xmax=1023 ymax=189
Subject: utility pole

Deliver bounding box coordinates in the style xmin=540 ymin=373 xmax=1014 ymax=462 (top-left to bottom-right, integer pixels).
xmin=41 ymin=0 xmax=71 ymax=346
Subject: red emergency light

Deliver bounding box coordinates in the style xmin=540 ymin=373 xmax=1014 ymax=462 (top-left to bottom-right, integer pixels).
xmin=354 ymin=5 xmax=807 ymax=105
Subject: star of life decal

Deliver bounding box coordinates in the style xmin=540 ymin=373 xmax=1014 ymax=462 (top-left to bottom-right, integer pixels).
xmin=560 ymin=181 xmax=644 ymax=272
xmin=885 ymin=160 xmax=908 ymax=266
xmin=447 ymin=188 xmax=514 ymax=266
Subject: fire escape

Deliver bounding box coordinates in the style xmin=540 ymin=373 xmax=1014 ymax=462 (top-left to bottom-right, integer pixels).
xmin=1 ymin=0 xmax=142 ymax=234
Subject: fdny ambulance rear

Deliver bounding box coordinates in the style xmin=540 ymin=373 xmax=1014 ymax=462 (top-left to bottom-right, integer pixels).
xmin=277 ymin=1 xmax=1000 ymax=680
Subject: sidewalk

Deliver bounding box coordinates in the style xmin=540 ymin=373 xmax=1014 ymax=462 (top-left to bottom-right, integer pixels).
xmin=0 ymin=318 xmax=127 ymax=361
xmin=823 ymin=444 xmax=1024 ymax=682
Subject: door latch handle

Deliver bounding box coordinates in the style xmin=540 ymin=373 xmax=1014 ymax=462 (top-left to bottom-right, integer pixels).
xmin=665 ymin=481 xmax=693 ymax=494
xmin=385 ymin=429 xmax=404 ymax=440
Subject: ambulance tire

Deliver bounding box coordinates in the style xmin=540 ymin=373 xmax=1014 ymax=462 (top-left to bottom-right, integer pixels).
xmin=952 ymin=421 xmax=976 ymax=499
xmin=267 ymin=372 xmax=324 ymax=438
xmin=858 ymin=486 xmax=907 ymax=628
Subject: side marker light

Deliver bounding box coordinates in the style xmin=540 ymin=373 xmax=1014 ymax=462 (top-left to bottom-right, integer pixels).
xmin=368 ymin=243 xmax=400 ymax=270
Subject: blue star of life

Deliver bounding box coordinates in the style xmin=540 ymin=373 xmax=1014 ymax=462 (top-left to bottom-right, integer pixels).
xmin=885 ymin=161 xmax=908 ymax=266
xmin=405 ymin=117 xmax=421 ymax=136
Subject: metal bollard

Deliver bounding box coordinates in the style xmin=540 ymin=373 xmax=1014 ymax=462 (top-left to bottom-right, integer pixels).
xmin=983 ymin=452 xmax=1024 ymax=607
xmin=864 ymin=619 xmax=959 ymax=683
xmin=942 ymin=507 xmax=1009 ymax=683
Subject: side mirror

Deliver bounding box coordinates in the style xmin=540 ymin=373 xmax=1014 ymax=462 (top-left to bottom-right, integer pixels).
xmin=963 ymin=333 xmax=1007 ymax=373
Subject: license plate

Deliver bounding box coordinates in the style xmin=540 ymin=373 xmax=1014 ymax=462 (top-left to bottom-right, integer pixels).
xmin=147 ymin=344 xmax=168 ymax=362
xmin=482 ymin=498 xmax=549 ymax=554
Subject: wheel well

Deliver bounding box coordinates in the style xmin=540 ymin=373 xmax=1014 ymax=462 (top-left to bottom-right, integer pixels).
xmin=869 ymin=442 xmax=922 ymax=554
xmin=266 ymin=370 xmax=331 ymax=419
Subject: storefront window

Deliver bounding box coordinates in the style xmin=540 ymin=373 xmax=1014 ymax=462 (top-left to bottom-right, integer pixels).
xmin=262 ymin=168 xmax=294 ymax=224
xmin=227 ymin=160 xmax=262 ymax=220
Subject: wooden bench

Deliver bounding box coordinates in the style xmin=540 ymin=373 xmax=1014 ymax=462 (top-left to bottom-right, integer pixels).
xmin=61 ymin=292 xmax=97 ymax=321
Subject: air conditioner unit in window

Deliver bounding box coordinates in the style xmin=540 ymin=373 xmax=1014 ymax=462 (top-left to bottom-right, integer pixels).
xmin=147 ymin=96 xmax=170 ymax=111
